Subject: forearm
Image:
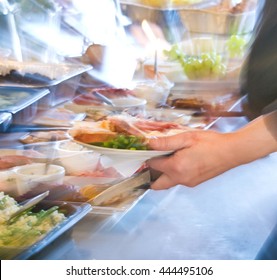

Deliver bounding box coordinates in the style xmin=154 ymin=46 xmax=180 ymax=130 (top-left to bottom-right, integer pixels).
xmin=228 ymin=112 xmax=277 ymax=166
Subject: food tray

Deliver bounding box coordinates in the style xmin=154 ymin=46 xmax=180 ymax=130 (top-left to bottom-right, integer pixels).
xmin=19 ymin=171 xmax=151 ymax=217
xmin=140 ymin=107 xmax=208 ymax=128
xmin=86 ymin=170 xmax=151 ymax=215
xmin=173 ymin=79 xmax=240 ymax=92
xmin=0 ymin=88 xmax=50 ymax=124
xmin=179 ymin=7 xmax=257 ymax=34
xmin=120 ymin=0 xmax=219 ymax=10
xmin=0 ymin=200 xmax=92 ymax=260
xmin=0 ymin=88 xmax=49 ymax=114
xmin=32 ymin=108 xmax=86 ymax=127
xmin=0 ymin=61 xmax=92 ymax=88
xmin=0 ymin=112 xmax=12 ymax=132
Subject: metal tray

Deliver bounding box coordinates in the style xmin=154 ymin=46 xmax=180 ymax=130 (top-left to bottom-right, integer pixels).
xmin=87 ymin=170 xmax=151 ymax=215
xmin=0 ymin=200 xmax=92 ymax=260
xmin=0 ymin=88 xmax=49 ymax=114
xmin=0 ymin=62 xmax=92 ymax=88
xmin=0 ymin=112 xmax=12 ymax=132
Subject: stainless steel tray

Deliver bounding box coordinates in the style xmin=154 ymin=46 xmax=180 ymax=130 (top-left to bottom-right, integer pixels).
xmin=0 ymin=200 xmax=92 ymax=260
xmin=0 ymin=88 xmax=49 ymax=114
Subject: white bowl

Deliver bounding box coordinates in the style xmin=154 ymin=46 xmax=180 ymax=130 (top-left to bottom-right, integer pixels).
xmin=0 ymin=170 xmax=18 ymax=196
xmin=133 ymin=79 xmax=173 ymax=108
xmin=14 ymin=163 xmax=65 ymax=195
xmin=56 ymin=141 xmax=101 ymax=175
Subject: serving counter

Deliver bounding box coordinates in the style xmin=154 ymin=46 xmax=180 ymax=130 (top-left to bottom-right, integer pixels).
xmin=1 ymin=0 xmax=275 ymax=261
xmin=26 ymin=116 xmax=277 ymax=260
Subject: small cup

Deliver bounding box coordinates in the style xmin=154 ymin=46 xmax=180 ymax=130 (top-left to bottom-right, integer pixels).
xmin=56 ymin=141 xmax=101 ymax=175
xmin=14 ymin=163 xmax=65 ymax=195
xmin=133 ymin=78 xmax=173 ymax=109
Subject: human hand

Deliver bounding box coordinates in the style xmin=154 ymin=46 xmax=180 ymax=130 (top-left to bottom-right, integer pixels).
xmin=146 ymin=130 xmax=238 ymax=189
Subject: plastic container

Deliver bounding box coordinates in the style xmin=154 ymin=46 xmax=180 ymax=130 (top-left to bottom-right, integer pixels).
xmin=179 ymin=6 xmax=257 ymax=35
xmin=39 ymin=74 xmax=82 ymax=108
xmin=133 ymin=78 xmax=174 ymax=108
xmin=13 ymin=163 xmax=65 ymax=195
xmin=0 ymin=87 xmax=49 ymax=124
xmin=56 ymin=141 xmax=101 ymax=175
xmin=15 ymin=0 xmax=62 ymax=63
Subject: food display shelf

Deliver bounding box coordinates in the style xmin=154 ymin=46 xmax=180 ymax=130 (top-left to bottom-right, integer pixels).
xmin=0 ymin=62 xmax=92 ymax=88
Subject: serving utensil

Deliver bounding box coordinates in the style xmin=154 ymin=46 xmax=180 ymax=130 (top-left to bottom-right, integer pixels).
xmin=192 ymin=110 xmax=245 ymax=118
xmin=8 ymin=191 xmax=50 ymax=224
xmin=90 ymin=169 xmax=151 ymax=207
xmin=92 ymin=91 xmax=115 ymax=107
xmin=44 ymin=135 xmax=58 ymax=174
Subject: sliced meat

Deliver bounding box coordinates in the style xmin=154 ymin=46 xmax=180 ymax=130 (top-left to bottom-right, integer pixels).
xmin=0 ymin=155 xmax=33 ymax=170
xmin=134 ymin=120 xmax=181 ymax=132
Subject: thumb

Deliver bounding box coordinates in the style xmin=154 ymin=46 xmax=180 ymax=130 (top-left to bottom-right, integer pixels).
xmin=147 ymin=131 xmax=193 ymax=151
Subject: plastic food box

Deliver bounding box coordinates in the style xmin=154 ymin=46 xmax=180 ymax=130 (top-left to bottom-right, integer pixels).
xmin=120 ymin=0 xmax=219 ymax=42
xmin=0 ymin=88 xmax=49 ymax=124
xmin=0 ymin=200 xmax=92 ymax=260
xmin=120 ymin=0 xmax=219 ymax=10
xmin=39 ymin=74 xmax=83 ymax=108
xmin=18 ymin=170 xmax=150 ymax=217
xmin=179 ymin=7 xmax=257 ymax=35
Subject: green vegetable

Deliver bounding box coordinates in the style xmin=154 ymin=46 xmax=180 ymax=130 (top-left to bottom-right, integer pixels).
xmin=90 ymin=135 xmax=149 ymax=150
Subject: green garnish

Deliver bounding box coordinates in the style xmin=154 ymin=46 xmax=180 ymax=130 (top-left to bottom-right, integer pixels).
xmin=90 ymin=135 xmax=149 ymax=150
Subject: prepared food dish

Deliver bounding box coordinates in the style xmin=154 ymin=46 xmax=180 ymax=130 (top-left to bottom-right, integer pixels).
xmin=18 ymin=182 xmax=110 ymax=203
xmin=139 ymin=0 xmax=203 ymax=8
xmin=0 ymin=148 xmax=47 ymax=171
xmin=207 ymin=0 xmax=257 ymax=13
xmin=0 ymin=61 xmax=91 ymax=87
xmin=179 ymin=0 xmax=257 ymax=35
xmin=32 ymin=107 xmax=86 ymax=127
xmin=93 ymin=188 xmax=145 ymax=208
xmin=20 ymin=130 xmax=71 ymax=144
xmin=0 ymin=192 xmax=66 ymax=248
xmin=0 ymin=155 xmax=33 ymax=170
xmin=69 ymin=114 xmax=191 ymax=150
xmin=73 ymin=87 xmax=134 ymax=106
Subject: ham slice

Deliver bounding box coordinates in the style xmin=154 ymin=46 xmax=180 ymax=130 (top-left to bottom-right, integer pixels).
xmin=0 ymin=155 xmax=33 ymax=170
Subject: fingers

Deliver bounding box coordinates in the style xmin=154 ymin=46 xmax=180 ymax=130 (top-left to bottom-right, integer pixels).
xmin=147 ymin=131 xmax=193 ymax=151
xmin=150 ymin=172 xmax=176 ymax=190
xmin=147 ymin=154 xmax=173 ymax=175
xmin=147 ymin=153 xmax=182 ymax=190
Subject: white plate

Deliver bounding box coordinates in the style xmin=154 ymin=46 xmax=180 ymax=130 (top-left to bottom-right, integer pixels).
xmin=73 ymin=140 xmax=172 ymax=159
xmin=64 ymin=97 xmax=146 ymax=114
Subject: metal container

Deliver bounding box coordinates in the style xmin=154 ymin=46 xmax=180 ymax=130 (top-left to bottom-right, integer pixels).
xmin=0 ymin=112 xmax=12 ymax=132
